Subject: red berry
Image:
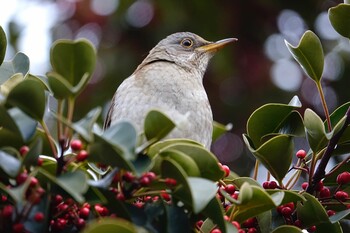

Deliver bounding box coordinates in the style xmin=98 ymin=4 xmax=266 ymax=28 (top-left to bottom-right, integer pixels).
xmin=308 ymin=225 xmax=316 ymax=232
xmin=262 ymin=181 xmax=269 ymax=189
xmin=37 ymin=158 xmax=44 ymax=166
xmin=71 ymin=139 xmax=83 ymax=151
xmin=284 ymin=202 xmax=295 ymax=211
xmin=79 ymin=207 xmax=90 ymax=219
xmin=243 ymin=218 xmax=256 ymax=228
xmin=319 ymin=187 xmax=331 ymax=198
xmin=160 ymin=191 xmax=171 ymax=201
xmin=221 ymin=165 xmax=230 ymax=177
xmin=238 ymin=230 xmax=245 ymax=233
xmin=12 ymin=223 xmax=25 ymax=233
xmin=231 ymin=192 xmax=239 ymax=200
xmin=76 ymin=150 xmax=89 ymax=162
xmin=315 ymin=180 xmax=324 ymax=192
xmin=19 ymin=145 xmax=30 ymax=156
xmin=34 ymin=212 xmax=44 ymax=222
xmin=301 ymin=182 xmax=308 ymax=190
xmin=116 ymin=192 xmax=125 ymax=201
xmin=281 ymin=207 xmax=293 ymax=217
xmin=223 ymin=215 xmax=230 ymax=221
xmin=1 ymin=195 xmax=7 ymax=202
xmin=327 ymin=210 xmax=336 ymax=216
xmin=337 ymin=172 xmax=350 ymax=185
xmin=76 ymin=218 xmax=86 ymax=229
xmin=248 ymin=228 xmax=258 ymax=233
xmin=268 ymin=181 xmax=278 ymax=189
xmin=296 ymin=149 xmax=306 ymax=159
xmin=122 ymin=171 xmax=135 ymax=182
xmin=294 ymin=219 xmax=302 ymax=228
xmin=54 ymin=194 xmax=63 ymax=204
xmin=211 ymin=229 xmax=222 ymax=233
xmin=231 ymin=221 xmax=240 ymax=229
xmin=165 ymin=178 xmax=177 ymax=187
xmin=196 ymin=220 xmax=204 ymax=228
xmin=335 ymin=191 xmax=348 ymax=202
xmin=139 ymin=176 xmax=151 ymax=186
xmin=144 ymin=172 xmax=156 ymax=181
xmin=30 ymin=177 xmax=39 ymax=187
xmin=57 ymin=203 xmax=68 ymax=212
xmin=2 ymin=205 xmax=13 ymax=218
xmin=225 ymin=184 xmax=236 ymax=194
xmin=16 ymin=172 xmax=28 ymax=185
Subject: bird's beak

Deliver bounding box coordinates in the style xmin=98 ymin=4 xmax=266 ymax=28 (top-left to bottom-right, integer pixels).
xmin=198 ymin=38 xmax=238 ymax=53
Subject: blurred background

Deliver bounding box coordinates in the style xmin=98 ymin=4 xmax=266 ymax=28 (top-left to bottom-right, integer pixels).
xmin=1 ymin=0 xmax=349 ymax=176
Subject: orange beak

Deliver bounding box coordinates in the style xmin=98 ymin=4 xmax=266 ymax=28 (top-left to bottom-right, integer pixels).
xmin=198 ymin=38 xmax=238 ymax=52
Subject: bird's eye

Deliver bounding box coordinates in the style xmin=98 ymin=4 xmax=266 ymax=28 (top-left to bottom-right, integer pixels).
xmin=181 ymin=38 xmax=194 ymax=48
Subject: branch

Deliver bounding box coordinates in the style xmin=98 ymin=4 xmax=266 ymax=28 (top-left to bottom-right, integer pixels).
xmin=306 ymin=106 xmax=350 ymax=194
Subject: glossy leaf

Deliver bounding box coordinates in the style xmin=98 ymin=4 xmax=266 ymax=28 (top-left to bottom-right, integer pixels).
xmin=0 ymin=73 xmax=23 ymax=98
xmin=243 ymin=134 xmax=293 ymax=182
xmin=329 ymin=4 xmax=350 ymax=39
xmin=266 ymin=190 xmax=305 ymax=205
xmin=6 ymin=79 xmax=46 ymax=121
xmin=296 ymin=192 xmax=329 ymax=227
xmin=246 ymin=98 xmax=303 ymax=148
xmin=271 ymin=225 xmax=303 ymax=233
xmin=159 ymin=149 xmax=201 ymax=177
xmin=285 ymin=30 xmax=324 ymax=82
xmin=158 ymin=143 xmax=224 ymax=180
xmin=256 ymin=211 xmax=272 ymax=233
xmin=329 ymin=102 xmax=350 ymax=144
xmin=231 ymin=177 xmax=262 ymax=188
xmin=47 ymin=71 xmax=74 ymax=99
xmin=22 ymin=138 xmax=42 ymax=169
xmin=82 ymin=218 xmax=137 ymax=233
xmin=102 ymin=121 xmax=137 ymax=158
xmin=0 ymin=25 xmax=6 ymax=65
xmin=0 ymin=150 xmax=21 ymax=177
xmin=212 ymin=121 xmax=233 ymax=141
xmin=9 ymin=107 xmax=37 ymax=142
xmin=71 ymin=107 xmax=102 ymax=142
xmin=316 ymin=222 xmax=343 ymax=233
xmin=304 ymin=108 xmax=328 ymax=153
xmin=38 ymin=169 xmax=88 ymax=203
xmin=89 ymin=134 xmax=135 ymax=172
xmin=233 ymin=183 xmax=277 ymax=223
xmin=200 ymin=215 xmax=238 ymax=233
xmin=50 ymin=39 xmax=96 ymax=87
xmin=147 ymin=138 xmax=202 ymax=158
xmin=0 ymin=52 xmax=29 ymax=85
xmin=0 ymin=106 xmax=24 ymax=147
xmin=187 ymin=177 xmax=218 ymax=214
xmin=144 ymin=110 xmax=176 ymax=141
xmin=329 ymin=209 xmax=350 ymax=223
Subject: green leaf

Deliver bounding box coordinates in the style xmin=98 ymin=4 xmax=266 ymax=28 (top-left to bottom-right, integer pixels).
xmin=271 ymin=225 xmax=303 ymax=233
xmin=212 ymin=121 xmax=232 ymax=141
xmin=304 ymin=108 xmax=328 ymax=153
xmin=256 ymin=211 xmax=272 ymax=233
xmin=316 ymin=222 xmax=343 ymax=233
xmin=329 ymin=3 xmax=350 ymax=39
xmin=0 ymin=106 xmax=24 ymax=148
xmin=71 ymin=107 xmax=102 ymax=142
xmin=0 ymin=73 xmax=24 ymax=98
xmin=296 ymin=192 xmax=329 ymax=227
xmin=22 ymin=138 xmax=42 ymax=169
xmin=82 ymin=218 xmax=138 ymax=233
xmin=38 ymin=169 xmax=88 ymax=203
xmin=47 ymin=72 xmax=74 ymax=99
xmin=243 ymin=134 xmax=293 ymax=182
xmin=159 ymin=149 xmax=201 ymax=177
xmin=0 ymin=26 xmax=6 ymax=65
xmin=266 ymin=190 xmax=305 ymax=205
xmin=231 ymin=177 xmax=262 ymax=188
xmin=6 ymin=79 xmax=46 ymax=121
xmin=0 ymin=149 xmax=21 ymax=177
xmin=329 ymin=102 xmax=350 ymax=144
xmin=144 ymin=110 xmax=176 ymax=141
xmin=329 ymin=208 xmax=350 ymax=223
xmin=246 ymin=98 xmax=303 ymax=148
xmin=187 ymin=177 xmax=218 ymax=214
xmin=9 ymin=107 xmax=37 ymax=142
xmin=102 ymin=121 xmax=137 ymax=156
xmin=50 ymin=39 xmax=96 ymax=87
xmin=0 ymin=52 xmax=30 ymax=85
xmin=285 ymin=30 xmax=324 ymax=82
xmin=233 ymin=183 xmax=277 ymax=223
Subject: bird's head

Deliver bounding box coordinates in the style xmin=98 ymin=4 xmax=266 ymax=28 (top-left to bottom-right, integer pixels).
xmin=138 ymin=32 xmax=237 ymax=76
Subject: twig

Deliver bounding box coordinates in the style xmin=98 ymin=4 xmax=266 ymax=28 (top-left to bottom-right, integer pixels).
xmin=306 ymin=107 xmax=350 ymax=194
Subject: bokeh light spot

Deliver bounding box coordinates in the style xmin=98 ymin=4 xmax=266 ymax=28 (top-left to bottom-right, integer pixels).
xmin=264 ymin=33 xmax=291 ymax=61
xmin=91 ymin=0 xmax=119 ymax=16
xmin=271 ymin=59 xmax=303 ymax=92
xmin=315 ymin=12 xmax=339 ymax=40
xmin=126 ymin=0 xmax=154 ymax=28
xmin=277 ymin=9 xmax=307 ymax=45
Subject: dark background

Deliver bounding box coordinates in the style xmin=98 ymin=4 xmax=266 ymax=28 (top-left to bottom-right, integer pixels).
xmin=3 ymin=0 xmax=349 ymax=176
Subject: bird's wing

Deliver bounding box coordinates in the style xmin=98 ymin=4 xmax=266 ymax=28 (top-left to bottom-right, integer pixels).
xmin=103 ymin=94 xmax=116 ymax=130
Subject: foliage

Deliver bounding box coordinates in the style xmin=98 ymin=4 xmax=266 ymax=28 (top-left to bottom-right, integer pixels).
xmin=0 ymin=2 xmax=350 ymax=233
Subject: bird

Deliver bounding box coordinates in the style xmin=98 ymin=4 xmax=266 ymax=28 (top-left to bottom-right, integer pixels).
xmin=104 ymin=32 xmax=237 ymax=149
